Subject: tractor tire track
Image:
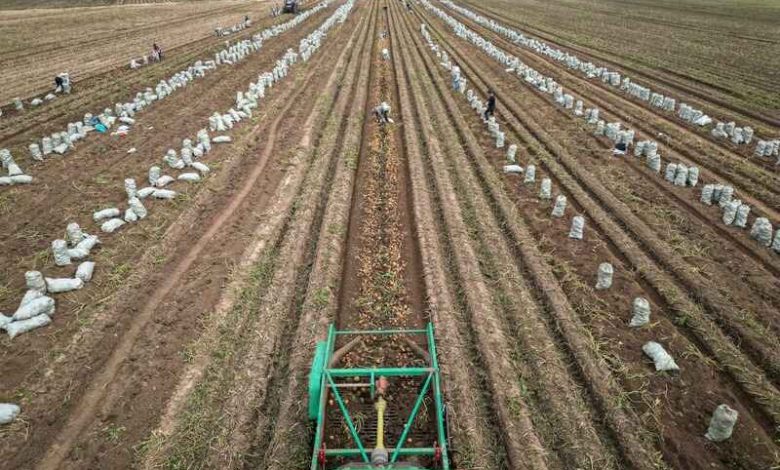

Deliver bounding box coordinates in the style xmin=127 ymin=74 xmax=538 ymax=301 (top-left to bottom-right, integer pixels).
xmin=393 ymin=6 xmax=559 ymax=469
xmin=246 ymin=1 xmax=376 ymax=466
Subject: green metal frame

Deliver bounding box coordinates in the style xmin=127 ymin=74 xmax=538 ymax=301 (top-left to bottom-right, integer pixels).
xmin=309 ymin=323 xmax=450 ymax=470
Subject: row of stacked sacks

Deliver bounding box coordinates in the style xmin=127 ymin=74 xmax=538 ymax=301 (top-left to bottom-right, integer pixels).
xmin=2 ymin=223 xmax=98 ymax=340
xmin=9 ymin=4 xmax=330 ymax=189
xmin=698 ymin=183 xmax=780 ymax=251
xmin=437 ymin=0 xmax=771 ymax=154
xmin=424 ymin=16 xmax=681 ymax=376
xmin=1 ymin=74 xmax=71 ymax=118
xmin=215 ymin=16 xmax=252 ymax=38
xmin=0 ymin=149 xmax=33 ymax=186
xmin=753 ymin=138 xmax=780 ymax=159
xmin=209 ymin=0 xmax=350 ymax=136
xmin=25 ymin=60 xmax=217 ymax=165
xmin=710 ymin=120 xmax=755 ymax=145
xmin=215 ymin=35 xmax=263 ymax=65
xmin=421 ymin=1 xmax=647 ymax=164
xmin=1 ymin=0 xmax=343 ymax=335
xmin=0 ymin=0 xmax=356 ymax=429
xmin=423 ymin=0 xmax=780 ymax=260
xmin=421 ymin=19 xmax=742 ymax=442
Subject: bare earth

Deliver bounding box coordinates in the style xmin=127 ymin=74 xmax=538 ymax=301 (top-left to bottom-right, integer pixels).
xmin=0 ymin=0 xmax=778 ymax=469
xmin=0 ymin=0 xmax=272 ymax=103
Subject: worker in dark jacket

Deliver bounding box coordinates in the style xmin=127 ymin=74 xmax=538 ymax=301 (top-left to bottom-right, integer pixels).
xmin=484 ymin=90 xmax=496 ymax=120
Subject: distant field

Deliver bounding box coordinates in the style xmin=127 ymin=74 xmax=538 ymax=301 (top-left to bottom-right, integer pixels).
xmin=0 ymin=0 xmax=221 ymax=9
xmin=0 ymin=0 xmax=271 ymax=103
xmin=2 ymin=0 xmax=780 ymax=469
xmin=466 ymin=0 xmax=780 ymax=118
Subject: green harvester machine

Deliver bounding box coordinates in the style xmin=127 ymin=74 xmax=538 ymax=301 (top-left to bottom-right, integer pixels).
xmin=308 ymin=323 xmax=450 ymax=470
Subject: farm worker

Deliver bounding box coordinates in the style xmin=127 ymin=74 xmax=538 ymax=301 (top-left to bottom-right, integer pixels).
xmin=152 ymin=43 xmax=163 ymax=62
xmin=484 ymin=89 xmax=496 ymax=120
xmin=374 ymin=102 xmax=393 ymax=125
xmin=54 ymin=73 xmax=71 ymax=94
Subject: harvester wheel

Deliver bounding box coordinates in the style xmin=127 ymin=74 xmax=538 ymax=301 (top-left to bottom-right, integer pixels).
xmin=308 ymin=341 xmax=327 ymax=420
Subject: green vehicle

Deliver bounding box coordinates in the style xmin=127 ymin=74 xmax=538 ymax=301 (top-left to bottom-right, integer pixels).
xmin=308 ymin=324 xmax=450 ymax=470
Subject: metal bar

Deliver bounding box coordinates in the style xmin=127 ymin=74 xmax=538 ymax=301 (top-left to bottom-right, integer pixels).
xmin=334 ymin=328 xmax=427 ymax=335
xmin=391 ymin=373 xmax=433 ymax=463
xmin=370 ymin=371 xmax=376 ymax=400
xmin=325 ymin=448 xmax=436 ymax=457
xmin=326 ymin=372 xmax=369 ymax=462
xmin=310 ymin=330 xmax=335 ymax=470
xmin=326 ymin=367 xmax=433 ymax=377
xmin=326 ymin=382 xmax=372 ymax=389
xmin=329 ymin=336 xmax=363 ymax=367
xmin=428 ymin=322 xmax=450 ymax=470
xmin=326 ymin=324 xmax=338 ymax=357
xmin=310 ymin=400 xmax=326 ymax=470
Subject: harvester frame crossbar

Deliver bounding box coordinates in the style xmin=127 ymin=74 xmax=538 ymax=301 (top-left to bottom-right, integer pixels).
xmin=309 ymin=323 xmax=450 ymax=470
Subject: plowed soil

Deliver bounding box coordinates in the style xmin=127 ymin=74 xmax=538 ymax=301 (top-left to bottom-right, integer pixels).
xmin=1 ymin=0 xmax=778 ymax=469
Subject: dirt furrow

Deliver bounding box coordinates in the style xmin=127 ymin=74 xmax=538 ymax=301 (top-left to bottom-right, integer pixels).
xmin=392 ymin=4 xmax=628 ymax=469
xmin=397 ymin=6 xmax=670 ymax=469
xmin=304 ymin=4 xmax=442 ymax=463
xmin=196 ymin=18 xmax=366 ymax=468
xmin=0 ymin=6 xmax=355 ymax=469
xmin=389 ymin=9 xmax=508 ymax=470
xmin=127 ymin=4 xmax=367 ymax=468
xmin=420 ymin=6 xmax=780 ymax=328
xmin=410 ymin=6 xmax=779 ymax=468
xmin=0 ymin=5 xmax=294 ymax=146
xmin=248 ymin=2 xmax=377 ymax=467
xmin=440 ymin=2 xmax=780 ymax=219
xmin=418 ymin=5 xmax=780 ymax=413
xmin=458 ymin=0 xmax=780 ymax=130
xmin=392 ymin=7 xmax=564 ymax=469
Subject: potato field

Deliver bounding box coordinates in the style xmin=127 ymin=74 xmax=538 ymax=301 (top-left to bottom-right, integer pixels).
xmin=0 ymin=0 xmax=778 ymax=469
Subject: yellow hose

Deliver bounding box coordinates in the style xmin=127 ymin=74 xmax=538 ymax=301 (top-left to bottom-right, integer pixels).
xmin=375 ymin=397 xmax=387 ymax=450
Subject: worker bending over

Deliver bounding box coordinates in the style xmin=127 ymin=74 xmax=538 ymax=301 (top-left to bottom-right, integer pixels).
xmin=374 ymin=102 xmax=393 ymax=124
xmin=54 ymin=73 xmax=71 ymax=94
